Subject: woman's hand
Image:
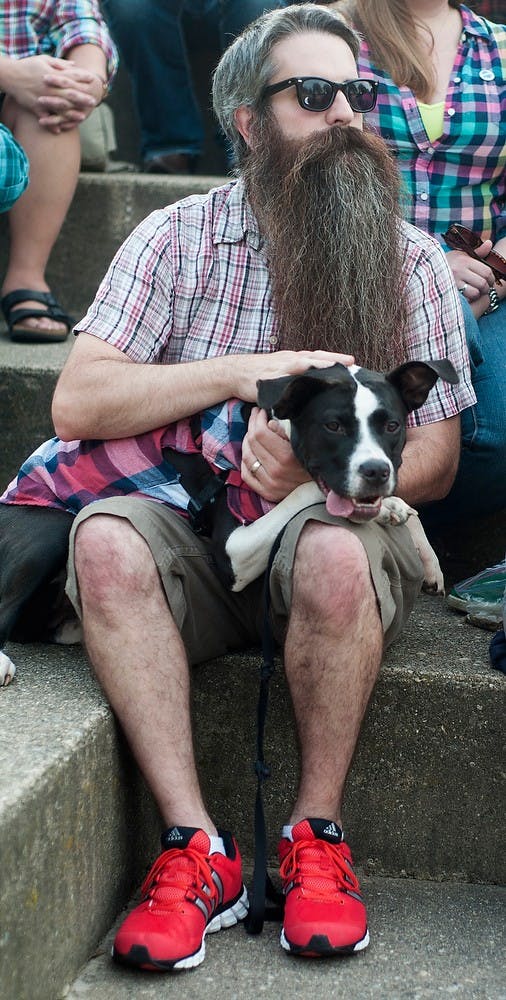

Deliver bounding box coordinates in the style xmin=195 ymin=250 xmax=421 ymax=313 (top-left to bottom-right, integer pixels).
xmin=0 ymin=54 xmax=102 ymax=133
xmin=0 ymin=55 xmax=72 ymax=117
xmin=447 ymin=243 xmax=495 ymax=300
xmin=447 ymin=241 xmax=505 ymax=319
xmin=241 ymin=406 xmax=310 ymax=501
xmin=36 ymin=64 xmax=104 ymax=132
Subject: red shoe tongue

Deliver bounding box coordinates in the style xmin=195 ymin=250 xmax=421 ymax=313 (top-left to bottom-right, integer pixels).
xmin=325 ymin=491 xmax=355 ymax=518
xmin=161 ymin=826 xmax=210 ymax=853
xmin=292 ymin=818 xmax=344 ymax=844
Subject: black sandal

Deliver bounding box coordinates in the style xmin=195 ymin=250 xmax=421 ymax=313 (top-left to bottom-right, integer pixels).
xmin=1 ymin=289 xmax=73 ymax=343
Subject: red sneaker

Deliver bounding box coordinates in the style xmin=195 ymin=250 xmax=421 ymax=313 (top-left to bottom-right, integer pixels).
xmin=113 ymin=826 xmax=248 ymax=971
xmin=278 ymin=818 xmax=369 ymax=956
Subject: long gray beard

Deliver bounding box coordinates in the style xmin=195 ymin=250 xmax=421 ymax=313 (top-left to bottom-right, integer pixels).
xmin=242 ymin=119 xmax=408 ymax=370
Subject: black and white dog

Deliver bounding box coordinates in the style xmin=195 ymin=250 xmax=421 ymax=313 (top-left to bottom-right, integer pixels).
xmin=0 ymin=358 xmax=458 ymax=686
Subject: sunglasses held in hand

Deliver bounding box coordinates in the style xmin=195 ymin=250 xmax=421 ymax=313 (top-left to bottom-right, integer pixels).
xmin=443 ymin=224 xmax=506 ymax=284
xmin=262 ymin=76 xmax=378 ymax=113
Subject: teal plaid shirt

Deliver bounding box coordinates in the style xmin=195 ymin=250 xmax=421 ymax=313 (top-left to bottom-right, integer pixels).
xmin=0 ymin=124 xmax=29 ymax=212
xmin=357 ymin=5 xmax=506 ymax=243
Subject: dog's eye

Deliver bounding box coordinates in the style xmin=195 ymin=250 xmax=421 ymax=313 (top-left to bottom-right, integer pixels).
xmin=325 ymin=420 xmax=344 ymax=433
xmin=386 ymin=420 xmax=401 ymax=433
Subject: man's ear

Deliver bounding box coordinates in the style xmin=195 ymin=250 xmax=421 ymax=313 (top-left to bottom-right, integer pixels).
xmin=234 ymin=105 xmax=255 ymax=147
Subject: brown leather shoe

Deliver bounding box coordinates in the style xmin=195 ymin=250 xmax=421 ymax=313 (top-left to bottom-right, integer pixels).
xmin=142 ymin=153 xmax=198 ymax=175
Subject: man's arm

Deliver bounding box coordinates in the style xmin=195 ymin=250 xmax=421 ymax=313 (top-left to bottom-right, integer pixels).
xmin=396 ymin=417 xmax=461 ymax=507
xmin=52 ymin=332 xmax=353 ymax=441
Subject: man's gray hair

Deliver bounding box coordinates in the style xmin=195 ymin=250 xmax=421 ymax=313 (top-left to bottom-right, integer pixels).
xmin=212 ymin=3 xmax=361 ymax=164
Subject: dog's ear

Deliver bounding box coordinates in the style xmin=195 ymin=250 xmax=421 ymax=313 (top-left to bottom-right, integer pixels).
xmin=386 ymin=359 xmax=459 ymax=413
xmin=257 ymin=364 xmax=352 ymax=418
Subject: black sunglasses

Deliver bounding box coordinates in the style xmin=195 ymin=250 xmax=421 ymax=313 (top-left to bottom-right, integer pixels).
xmin=262 ymin=76 xmax=378 ymax=114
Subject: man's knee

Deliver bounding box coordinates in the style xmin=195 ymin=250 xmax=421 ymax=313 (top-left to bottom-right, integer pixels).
xmin=74 ymin=514 xmax=157 ymax=604
xmin=293 ymin=524 xmax=373 ymax=618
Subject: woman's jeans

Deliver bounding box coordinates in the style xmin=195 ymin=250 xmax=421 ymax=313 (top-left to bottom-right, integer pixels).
xmin=420 ymin=296 xmax=506 ymax=528
xmin=102 ymin=0 xmax=286 ymax=161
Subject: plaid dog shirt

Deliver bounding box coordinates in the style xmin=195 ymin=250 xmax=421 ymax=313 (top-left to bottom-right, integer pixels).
xmin=0 ymin=400 xmax=275 ymax=526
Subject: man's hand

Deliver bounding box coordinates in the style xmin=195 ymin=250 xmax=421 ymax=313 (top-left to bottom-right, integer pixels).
xmin=241 ymin=407 xmax=310 ymax=500
xmin=233 ymin=348 xmax=354 ymax=404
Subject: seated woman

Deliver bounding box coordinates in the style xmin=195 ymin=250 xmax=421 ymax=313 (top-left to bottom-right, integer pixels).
xmin=333 ymin=0 xmax=506 ymax=528
xmin=0 ymin=0 xmax=117 ymax=342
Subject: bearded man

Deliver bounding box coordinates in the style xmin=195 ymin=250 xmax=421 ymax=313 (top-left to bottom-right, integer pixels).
xmin=51 ymin=3 xmax=474 ymax=973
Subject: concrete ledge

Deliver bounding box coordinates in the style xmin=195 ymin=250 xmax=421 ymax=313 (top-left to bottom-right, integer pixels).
xmin=0 ymin=595 xmax=504 ymax=999
xmin=0 ymin=644 xmax=161 ymax=1000
xmin=67 ymin=876 xmax=506 ymax=1000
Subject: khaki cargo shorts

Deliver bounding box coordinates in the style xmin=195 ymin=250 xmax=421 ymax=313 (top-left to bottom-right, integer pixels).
xmin=66 ymin=497 xmax=424 ymax=665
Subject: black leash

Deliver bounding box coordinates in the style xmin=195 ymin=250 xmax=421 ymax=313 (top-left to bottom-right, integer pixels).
xmin=167 ymin=443 xmax=291 ymax=931
xmin=244 ymin=528 xmax=287 ymax=935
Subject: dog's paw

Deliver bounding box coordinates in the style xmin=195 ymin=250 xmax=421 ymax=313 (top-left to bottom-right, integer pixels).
xmin=405 ymin=513 xmax=445 ymax=596
xmin=0 ymin=651 xmax=16 ymax=687
xmin=421 ymin=564 xmax=445 ymax=596
xmin=376 ymin=496 xmax=417 ymax=526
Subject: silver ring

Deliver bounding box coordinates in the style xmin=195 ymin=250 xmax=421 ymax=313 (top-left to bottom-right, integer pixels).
xmin=250 ymin=458 xmax=262 ymax=475
xmin=459 ymin=283 xmax=468 ymax=294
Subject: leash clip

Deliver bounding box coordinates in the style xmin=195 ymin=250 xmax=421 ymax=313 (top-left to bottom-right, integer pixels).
xmin=187 ymin=477 xmax=226 ymax=536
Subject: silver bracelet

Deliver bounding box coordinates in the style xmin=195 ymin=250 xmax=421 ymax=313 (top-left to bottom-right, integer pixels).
xmin=483 ymin=286 xmax=500 ymax=315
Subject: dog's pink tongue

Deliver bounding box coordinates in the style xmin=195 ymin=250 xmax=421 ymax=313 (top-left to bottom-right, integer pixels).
xmin=325 ymin=491 xmax=355 ymax=518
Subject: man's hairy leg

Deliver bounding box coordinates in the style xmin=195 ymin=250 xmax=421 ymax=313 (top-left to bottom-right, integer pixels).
xmin=73 ymin=515 xmax=217 ymax=836
xmin=284 ymin=524 xmax=383 ymax=826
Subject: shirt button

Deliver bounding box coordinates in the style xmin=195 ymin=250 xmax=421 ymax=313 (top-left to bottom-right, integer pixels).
xmin=420 ymin=193 xmax=429 ymax=201
xmin=447 ymin=107 xmax=455 ymax=116
xmin=269 ymin=335 xmax=278 ymax=345
xmin=454 ymin=76 xmax=461 ymax=84
xmin=479 ymin=69 xmax=495 ymax=81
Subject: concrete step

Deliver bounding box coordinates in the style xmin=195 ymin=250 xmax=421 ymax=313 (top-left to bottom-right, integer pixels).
xmin=64 ymin=875 xmax=506 ymax=1000
xmin=0 ymin=595 xmax=504 ymax=1000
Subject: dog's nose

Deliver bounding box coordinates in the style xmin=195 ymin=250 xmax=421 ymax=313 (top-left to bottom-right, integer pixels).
xmin=359 ymin=460 xmax=390 ymax=485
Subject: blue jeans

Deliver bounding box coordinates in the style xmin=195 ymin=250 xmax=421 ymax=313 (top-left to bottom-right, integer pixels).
xmin=102 ymin=0 xmax=286 ymax=161
xmin=420 ymin=296 xmax=506 ymax=528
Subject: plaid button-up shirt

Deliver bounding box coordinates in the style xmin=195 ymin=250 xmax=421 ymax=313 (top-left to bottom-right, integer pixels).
xmin=0 ymin=0 xmax=118 ymax=84
xmin=76 ymin=178 xmax=475 ymax=428
xmin=357 ymin=4 xmax=506 ymax=243
xmin=0 ymin=123 xmax=29 ymax=212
